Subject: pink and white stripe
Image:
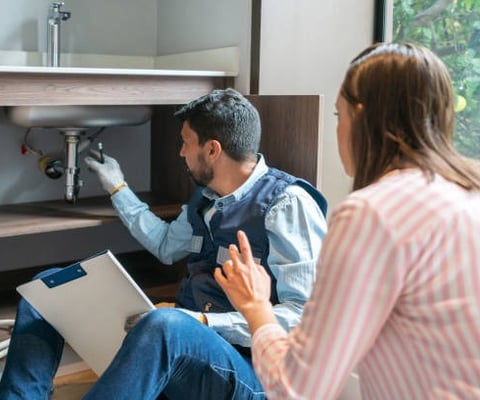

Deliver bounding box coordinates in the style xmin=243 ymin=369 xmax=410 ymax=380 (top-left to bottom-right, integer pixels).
xmin=252 ymin=169 xmax=480 ymax=399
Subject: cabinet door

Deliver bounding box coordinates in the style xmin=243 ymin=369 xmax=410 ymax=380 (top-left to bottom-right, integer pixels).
xmin=150 ymin=105 xmax=194 ymax=204
xmin=247 ymin=95 xmax=323 ymax=187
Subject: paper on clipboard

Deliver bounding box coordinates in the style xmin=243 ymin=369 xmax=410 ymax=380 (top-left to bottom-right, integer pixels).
xmin=16 ymin=250 xmax=155 ymax=376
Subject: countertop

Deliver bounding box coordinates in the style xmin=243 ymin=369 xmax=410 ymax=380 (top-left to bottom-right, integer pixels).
xmin=0 ymin=65 xmax=236 ymax=77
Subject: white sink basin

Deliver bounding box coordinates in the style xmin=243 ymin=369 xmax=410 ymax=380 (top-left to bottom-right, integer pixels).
xmin=6 ymin=105 xmax=151 ymax=130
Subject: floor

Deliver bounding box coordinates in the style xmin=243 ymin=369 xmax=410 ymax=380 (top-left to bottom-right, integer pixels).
xmin=51 ymin=370 xmax=97 ymax=399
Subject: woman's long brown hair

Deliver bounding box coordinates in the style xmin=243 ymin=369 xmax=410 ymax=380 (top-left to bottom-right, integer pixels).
xmin=341 ymin=42 xmax=480 ymax=191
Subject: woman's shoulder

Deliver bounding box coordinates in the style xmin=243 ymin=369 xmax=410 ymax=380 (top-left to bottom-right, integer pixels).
xmin=333 ymin=168 xmax=477 ymax=235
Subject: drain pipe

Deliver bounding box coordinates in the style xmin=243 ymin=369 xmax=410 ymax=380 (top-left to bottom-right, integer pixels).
xmin=63 ymin=131 xmax=83 ymax=203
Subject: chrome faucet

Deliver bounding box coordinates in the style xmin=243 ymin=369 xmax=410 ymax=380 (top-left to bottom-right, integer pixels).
xmin=47 ymin=2 xmax=71 ymax=67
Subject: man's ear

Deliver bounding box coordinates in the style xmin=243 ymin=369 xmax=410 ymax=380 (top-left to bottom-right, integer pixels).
xmin=208 ymin=139 xmax=223 ymax=160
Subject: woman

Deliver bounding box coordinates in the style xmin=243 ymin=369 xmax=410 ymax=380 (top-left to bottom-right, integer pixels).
xmin=214 ymin=42 xmax=480 ymax=399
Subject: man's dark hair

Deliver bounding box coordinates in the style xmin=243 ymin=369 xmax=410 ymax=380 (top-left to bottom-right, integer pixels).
xmin=174 ymin=88 xmax=261 ymax=161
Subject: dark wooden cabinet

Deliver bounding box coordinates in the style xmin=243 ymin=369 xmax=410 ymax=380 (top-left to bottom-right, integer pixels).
xmin=249 ymin=95 xmax=322 ymax=186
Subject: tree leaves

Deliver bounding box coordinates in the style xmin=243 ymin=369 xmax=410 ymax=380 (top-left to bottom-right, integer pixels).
xmin=393 ymin=0 xmax=480 ymax=158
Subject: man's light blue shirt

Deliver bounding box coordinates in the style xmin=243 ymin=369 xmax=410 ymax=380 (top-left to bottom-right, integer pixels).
xmin=112 ymin=155 xmax=327 ymax=347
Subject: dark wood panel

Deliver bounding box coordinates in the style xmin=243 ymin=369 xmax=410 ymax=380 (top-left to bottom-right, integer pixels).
xmin=247 ymin=95 xmax=322 ymax=185
xmin=150 ymin=105 xmax=195 ymax=203
xmin=250 ymin=0 xmax=262 ymax=94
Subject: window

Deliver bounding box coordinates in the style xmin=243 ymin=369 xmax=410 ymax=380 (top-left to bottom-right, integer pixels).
xmin=378 ymin=0 xmax=480 ymax=159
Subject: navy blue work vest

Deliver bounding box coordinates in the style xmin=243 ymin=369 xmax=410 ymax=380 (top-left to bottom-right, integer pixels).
xmin=176 ymin=167 xmax=327 ymax=312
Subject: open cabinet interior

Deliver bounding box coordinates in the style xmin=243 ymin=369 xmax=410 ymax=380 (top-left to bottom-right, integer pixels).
xmin=0 ymin=95 xmax=323 ymax=302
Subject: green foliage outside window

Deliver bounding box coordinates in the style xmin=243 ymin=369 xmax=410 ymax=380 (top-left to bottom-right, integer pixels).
xmin=392 ymin=0 xmax=480 ymax=158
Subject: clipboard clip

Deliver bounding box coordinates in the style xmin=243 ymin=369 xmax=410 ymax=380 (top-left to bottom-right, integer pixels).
xmin=41 ymin=263 xmax=87 ymax=288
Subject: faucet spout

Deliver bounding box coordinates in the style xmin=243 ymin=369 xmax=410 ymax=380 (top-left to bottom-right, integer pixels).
xmin=47 ymin=2 xmax=71 ymax=67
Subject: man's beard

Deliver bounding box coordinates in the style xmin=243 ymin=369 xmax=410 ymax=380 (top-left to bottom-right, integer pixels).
xmin=185 ymin=156 xmax=214 ymax=186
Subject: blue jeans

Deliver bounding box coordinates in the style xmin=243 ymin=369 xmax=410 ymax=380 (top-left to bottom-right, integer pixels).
xmin=0 ymin=271 xmax=265 ymax=400
xmin=0 ymin=268 xmax=64 ymax=400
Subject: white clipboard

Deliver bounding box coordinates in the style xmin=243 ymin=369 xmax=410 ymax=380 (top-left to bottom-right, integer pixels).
xmin=16 ymin=250 xmax=155 ymax=376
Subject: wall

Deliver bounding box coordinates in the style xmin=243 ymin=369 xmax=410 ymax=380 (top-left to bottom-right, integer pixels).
xmin=156 ymin=0 xmax=251 ymax=94
xmin=259 ymin=0 xmax=375 ymax=209
xmin=0 ymin=0 xmax=248 ymax=68
xmin=0 ymin=0 xmax=158 ymax=56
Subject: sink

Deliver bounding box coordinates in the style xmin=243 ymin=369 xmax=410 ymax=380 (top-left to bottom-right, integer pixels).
xmin=6 ymin=105 xmax=151 ymax=130
xmin=5 ymin=105 xmax=152 ymax=203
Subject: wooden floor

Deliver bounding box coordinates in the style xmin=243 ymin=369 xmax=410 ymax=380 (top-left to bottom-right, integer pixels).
xmin=49 ymin=368 xmax=363 ymax=399
xmin=52 ymin=369 xmax=98 ymax=399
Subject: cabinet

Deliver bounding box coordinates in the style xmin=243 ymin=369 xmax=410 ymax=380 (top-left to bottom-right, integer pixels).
xmin=0 ymin=69 xmax=323 ymax=285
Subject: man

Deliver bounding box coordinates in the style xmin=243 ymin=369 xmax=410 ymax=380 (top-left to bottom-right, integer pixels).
xmin=0 ymin=88 xmax=327 ymax=400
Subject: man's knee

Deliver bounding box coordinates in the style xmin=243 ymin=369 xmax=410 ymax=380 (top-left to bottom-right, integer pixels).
xmin=131 ymin=308 xmax=197 ymax=338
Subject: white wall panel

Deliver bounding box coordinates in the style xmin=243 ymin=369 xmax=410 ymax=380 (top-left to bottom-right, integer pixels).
xmin=259 ymin=0 xmax=375 ymax=209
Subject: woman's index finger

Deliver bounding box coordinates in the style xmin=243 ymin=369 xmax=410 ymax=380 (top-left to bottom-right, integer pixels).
xmin=236 ymin=230 xmax=254 ymax=264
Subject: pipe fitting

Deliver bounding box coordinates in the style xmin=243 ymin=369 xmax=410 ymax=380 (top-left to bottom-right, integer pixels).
xmin=39 ymin=155 xmax=64 ymax=179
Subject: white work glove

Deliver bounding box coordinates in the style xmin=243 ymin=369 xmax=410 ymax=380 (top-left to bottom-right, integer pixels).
xmin=84 ymin=150 xmax=126 ymax=195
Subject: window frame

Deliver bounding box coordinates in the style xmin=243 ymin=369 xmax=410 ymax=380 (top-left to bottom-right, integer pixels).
xmin=374 ymin=0 xmax=395 ymax=42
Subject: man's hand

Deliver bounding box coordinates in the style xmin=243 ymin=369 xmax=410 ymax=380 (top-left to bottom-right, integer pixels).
xmin=124 ymin=302 xmax=174 ymax=332
xmin=124 ymin=302 xmax=207 ymax=333
xmin=124 ymin=311 xmax=149 ymax=332
xmin=84 ymin=150 xmax=125 ymax=194
xmin=214 ymin=230 xmax=276 ymax=333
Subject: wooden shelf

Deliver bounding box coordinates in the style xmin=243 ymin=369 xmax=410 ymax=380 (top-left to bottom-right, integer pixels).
xmin=0 ymin=193 xmax=182 ymax=239
xmin=0 ymin=71 xmax=233 ymax=106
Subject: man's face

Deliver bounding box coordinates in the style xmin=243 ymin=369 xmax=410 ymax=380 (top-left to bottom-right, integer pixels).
xmin=179 ymin=121 xmax=214 ymax=186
